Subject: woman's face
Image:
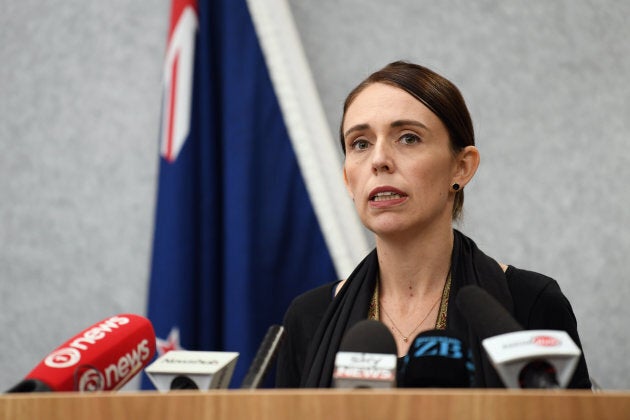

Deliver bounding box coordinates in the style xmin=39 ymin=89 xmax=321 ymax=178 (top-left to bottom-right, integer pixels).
xmin=342 ymin=82 xmax=460 ymax=239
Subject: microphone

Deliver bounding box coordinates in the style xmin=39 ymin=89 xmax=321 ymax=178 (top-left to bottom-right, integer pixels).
xmin=456 ymin=285 xmax=581 ymax=389
xmin=240 ymin=325 xmax=285 ymax=389
xmin=6 ymin=314 xmax=156 ymax=393
xmin=332 ymin=319 xmax=398 ymax=388
xmin=399 ymin=330 xmax=474 ymax=387
xmin=145 ymin=350 xmax=239 ymax=391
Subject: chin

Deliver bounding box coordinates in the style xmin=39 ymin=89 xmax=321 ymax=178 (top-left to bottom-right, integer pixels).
xmin=365 ymin=221 xmax=411 ymax=238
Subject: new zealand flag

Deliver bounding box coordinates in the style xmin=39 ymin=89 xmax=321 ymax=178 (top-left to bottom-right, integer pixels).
xmin=145 ymin=0 xmax=354 ymax=388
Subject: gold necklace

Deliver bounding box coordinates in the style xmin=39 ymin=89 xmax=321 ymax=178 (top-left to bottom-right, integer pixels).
xmin=380 ymin=295 xmax=441 ymax=343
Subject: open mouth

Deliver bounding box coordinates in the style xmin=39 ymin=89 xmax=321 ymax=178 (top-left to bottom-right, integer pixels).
xmin=370 ymin=191 xmax=407 ymax=202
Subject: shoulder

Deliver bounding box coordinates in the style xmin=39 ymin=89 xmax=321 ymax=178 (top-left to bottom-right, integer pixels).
xmin=504 ymin=265 xmax=591 ymax=389
xmin=276 ymin=281 xmax=337 ymax=388
xmin=284 ymin=281 xmax=337 ymax=323
xmin=505 ymin=266 xmax=575 ymax=330
xmin=505 ymin=265 xmax=558 ymax=295
xmin=282 ymin=281 xmax=338 ymax=345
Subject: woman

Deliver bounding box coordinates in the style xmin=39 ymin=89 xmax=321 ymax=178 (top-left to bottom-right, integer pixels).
xmin=275 ymin=61 xmax=591 ymax=388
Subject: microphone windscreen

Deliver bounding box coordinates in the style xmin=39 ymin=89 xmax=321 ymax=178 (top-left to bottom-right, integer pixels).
xmin=400 ymin=330 xmax=473 ymax=388
xmin=339 ymin=320 xmax=397 ymax=355
xmin=8 ymin=314 xmax=156 ymax=392
xmin=333 ymin=320 xmax=398 ymax=388
xmin=455 ymin=285 xmax=523 ymax=339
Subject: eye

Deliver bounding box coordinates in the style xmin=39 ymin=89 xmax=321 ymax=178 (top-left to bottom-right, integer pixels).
xmin=350 ymin=138 xmax=370 ymax=151
xmin=399 ymin=133 xmax=421 ymax=145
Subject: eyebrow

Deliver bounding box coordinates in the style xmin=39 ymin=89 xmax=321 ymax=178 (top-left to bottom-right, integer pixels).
xmin=390 ymin=119 xmax=429 ymax=131
xmin=343 ymin=119 xmax=429 ymax=138
xmin=343 ymin=123 xmax=370 ymax=139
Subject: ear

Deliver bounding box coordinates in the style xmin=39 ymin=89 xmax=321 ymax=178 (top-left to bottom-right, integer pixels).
xmin=452 ymin=146 xmax=480 ymax=188
xmin=343 ymin=165 xmax=355 ymax=200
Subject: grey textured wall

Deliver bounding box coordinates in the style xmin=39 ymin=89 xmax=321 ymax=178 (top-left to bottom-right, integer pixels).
xmin=1 ymin=0 xmax=628 ymax=391
xmin=0 ymin=1 xmax=168 ymax=390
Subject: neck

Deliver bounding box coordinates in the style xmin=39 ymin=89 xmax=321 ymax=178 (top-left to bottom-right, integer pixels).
xmin=376 ymin=225 xmax=453 ymax=300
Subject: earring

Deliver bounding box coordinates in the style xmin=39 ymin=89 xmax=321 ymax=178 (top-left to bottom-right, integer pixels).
xmin=452 ymin=183 xmax=460 ymax=191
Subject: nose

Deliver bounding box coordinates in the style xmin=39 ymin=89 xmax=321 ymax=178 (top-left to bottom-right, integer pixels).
xmin=371 ymin=140 xmax=394 ymax=174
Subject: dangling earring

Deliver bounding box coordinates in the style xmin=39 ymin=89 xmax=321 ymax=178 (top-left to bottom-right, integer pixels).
xmin=452 ymin=183 xmax=460 ymax=191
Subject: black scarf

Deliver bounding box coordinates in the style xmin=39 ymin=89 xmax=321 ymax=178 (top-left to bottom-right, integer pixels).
xmin=300 ymin=229 xmax=514 ymax=388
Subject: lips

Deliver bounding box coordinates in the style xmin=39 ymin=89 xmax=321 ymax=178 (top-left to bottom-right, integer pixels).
xmin=371 ymin=191 xmax=405 ymax=202
xmin=369 ymin=186 xmax=408 ymax=202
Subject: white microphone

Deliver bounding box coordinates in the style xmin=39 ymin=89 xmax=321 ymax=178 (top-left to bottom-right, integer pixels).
xmin=332 ymin=320 xmax=398 ymax=389
xmin=145 ymin=350 xmax=238 ymax=391
xmin=456 ymin=285 xmax=581 ymax=389
xmin=482 ymin=330 xmax=581 ymax=388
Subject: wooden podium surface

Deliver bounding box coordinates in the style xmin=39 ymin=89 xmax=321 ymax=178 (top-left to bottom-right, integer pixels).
xmin=1 ymin=389 xmax=629 ymax=420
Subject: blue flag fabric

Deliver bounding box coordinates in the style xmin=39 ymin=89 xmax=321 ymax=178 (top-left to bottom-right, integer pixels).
xmin=145 ymin=0 xmax=337 ymax=388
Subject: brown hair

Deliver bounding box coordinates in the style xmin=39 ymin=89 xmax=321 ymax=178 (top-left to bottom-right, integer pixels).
xmin=339 ymin=61 xmax=475 ymax=220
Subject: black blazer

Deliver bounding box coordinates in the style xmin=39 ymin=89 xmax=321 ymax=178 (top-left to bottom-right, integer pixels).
xmin=276 ymin=265 xmax=591 ymax=389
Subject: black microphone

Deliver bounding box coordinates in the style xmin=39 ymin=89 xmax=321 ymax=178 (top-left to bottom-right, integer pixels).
xmin=399 ymin=330 xmax=474 ymax=388
xmin=455 ymin=285 xmax=523 ymax=338
xmin=170 ymin=375 xmax=199 ymax=390
xmin=332 ymin=319 xmax=398 ymax=388
xmin=240 ymin=325 xmax=285 ymax=389
xmin=456 ymin=285 xmax=581 ymax=389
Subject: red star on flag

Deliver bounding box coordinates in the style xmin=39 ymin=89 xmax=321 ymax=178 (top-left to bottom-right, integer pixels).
xmin=156 ymin=327 xmax=184 ymax=356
